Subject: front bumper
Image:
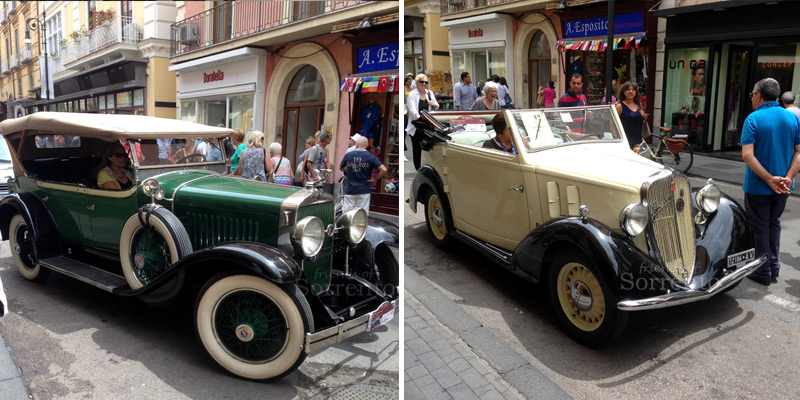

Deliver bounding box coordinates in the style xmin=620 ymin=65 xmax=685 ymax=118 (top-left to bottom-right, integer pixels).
xmin=304 ymin=300 xmax=396 ymax=353
xmin=617 ymin=255 xmax=767 ymax=311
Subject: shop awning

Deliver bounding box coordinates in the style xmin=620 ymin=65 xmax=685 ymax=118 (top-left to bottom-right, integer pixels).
xmin=340 ymin=70 xmax=399 ymax=93
xmin=556 ymin=32 xmax=646 ymax=52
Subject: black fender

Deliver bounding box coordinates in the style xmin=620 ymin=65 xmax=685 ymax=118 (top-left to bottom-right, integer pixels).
xmin=335 ymin=217 xmax=399 ymax=283
xmin=690 ymin=192 xmax=760 ymax=288
xmin=408 ymin=165 xmax=452 ymax=226
xmin=114 ymin=242 xmax=301 ymax=297
xmin=512 ymin=217 xmax=655 ymax=299
xmin=0 ymin=193 xmax=60 ymax=259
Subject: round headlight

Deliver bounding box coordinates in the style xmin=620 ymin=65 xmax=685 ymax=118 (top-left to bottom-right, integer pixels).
xmin=292 ymin=216 xmax=325 ymax=257
xmin=337 ymin=208 xmax=368 ymax=244
xmin=696 ymin=180 xmax=721 ymax=214
xmin=620 ymin=203 xmax=649 ymax=236
xmin=142 ymin=179 xmax=161 ymax=197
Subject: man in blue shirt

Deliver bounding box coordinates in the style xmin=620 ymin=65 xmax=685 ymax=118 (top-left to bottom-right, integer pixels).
xmin=741 ymin=78 xmax=800 ymax=286
xmin=454 ymin=72 xmax=478 ymax=111
xmin=340 ymin=136 xmax=387 ymax=215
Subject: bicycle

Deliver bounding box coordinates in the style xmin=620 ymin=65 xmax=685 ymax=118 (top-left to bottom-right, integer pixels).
xmin=639 ymin=127 xmax=694 ymax=174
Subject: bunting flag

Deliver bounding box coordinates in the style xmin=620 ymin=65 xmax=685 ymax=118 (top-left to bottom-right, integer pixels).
xmin=388 ymin=75 xmax=397 ymax=92
xmin=570 ymin=41 xmax=581 ymax=50
xmin=601 ymin=41 xmax=608 ymax=52
xmin=581 ymin=41 xmax=590 ymax=51
xmin=340 ymin=79 xmax=348 ymax=91
xmin=635 ymin=35 xmax=643 ymax=48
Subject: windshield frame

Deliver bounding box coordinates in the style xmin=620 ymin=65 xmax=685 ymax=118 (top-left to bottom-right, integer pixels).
xmin=506 ymin=105 xmax=624 ymax=153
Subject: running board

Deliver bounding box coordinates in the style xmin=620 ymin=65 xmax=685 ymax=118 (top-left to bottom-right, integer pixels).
xmin=451 ymin=230 xmax=513 ymax=266
xmin=40 ymin=256 xmax=129 ymax=293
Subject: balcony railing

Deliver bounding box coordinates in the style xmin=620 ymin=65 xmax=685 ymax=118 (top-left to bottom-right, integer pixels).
xmin=170 ymin=0 xmax=364 ymax=57
xmin=1 ymin=60 xmax=8 ymax=75
xmin=20 ymin=48 xmax=32 ymax=65
xmin=9 ymin=53 xmax=18 ymax=70
xmin=440 ymin=0 xmax=517 ymax=16
xmin=59 ymin=16 xmax=143 ymax=66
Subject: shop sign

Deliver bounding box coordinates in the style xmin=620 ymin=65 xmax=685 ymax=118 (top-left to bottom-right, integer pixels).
xmin=563 ymin=12 xmax=643 ymax=39
xmin=357 ymin=43 xmax=399 ymax=73
xmin=468 ymin=28 xmax=483 ymax=38
xmin=203 ymin=70 xmax=225 ymax=83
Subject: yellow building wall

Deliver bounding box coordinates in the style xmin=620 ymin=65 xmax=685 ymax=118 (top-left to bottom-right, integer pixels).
xmin=425 ymin=13 xmax=451 ymax=72
xmin=147 ymin=57 xmax=177 ymax=119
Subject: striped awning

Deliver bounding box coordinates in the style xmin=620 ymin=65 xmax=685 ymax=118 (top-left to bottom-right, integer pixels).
xmin=556 ymin=33 xmax=646 ymax=52
xmin=340 ymin=70 xmax=399 ymax=93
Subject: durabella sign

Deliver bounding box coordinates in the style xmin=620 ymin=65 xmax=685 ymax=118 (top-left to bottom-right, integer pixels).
xmin=203 ymin=70 xmax=225 ymax=83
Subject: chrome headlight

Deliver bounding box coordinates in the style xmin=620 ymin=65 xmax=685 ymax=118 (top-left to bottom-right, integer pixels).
xmin=292 ymin=216 xmax=325 ymax=257
xmin=336 ymin=208 xmax=368 ymax=244
xmin=620 ymin=203 xmax=649 ymax=236
xmin=141 ymin=178 xmax=165 ymax=200
xmin=696 ymin=179 xmax=721 ymax=214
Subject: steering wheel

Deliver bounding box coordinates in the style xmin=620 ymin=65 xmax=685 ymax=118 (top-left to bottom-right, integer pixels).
xmin=175 ymin=153 xmax=206 ymax=164
xmin=574 ymin=133 xmax=601 ymax=141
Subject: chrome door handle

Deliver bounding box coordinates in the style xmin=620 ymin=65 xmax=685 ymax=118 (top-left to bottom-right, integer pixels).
xmin=41 ymin=196 xmax=48 ymax=202
xmin=87 ymin=204 xmax=95 ymax=211
xmin=508 ymin=185 xmax=524 ymax=193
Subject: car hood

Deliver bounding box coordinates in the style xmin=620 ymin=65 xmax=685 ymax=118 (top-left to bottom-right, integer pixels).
xmin=153 ymin=171 xmax=301 ymax=210
xmin=530 ymin=144 xmax=668 ymax=190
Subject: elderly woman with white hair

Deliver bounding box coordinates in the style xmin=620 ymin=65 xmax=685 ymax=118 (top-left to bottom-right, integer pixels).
xmin=471 ymin=81 xmax=501 ymax=110
xmin=234 ymin=130 xmax=273 ymax=181
xmin=269 ymin=142 xmax=293 ymax=185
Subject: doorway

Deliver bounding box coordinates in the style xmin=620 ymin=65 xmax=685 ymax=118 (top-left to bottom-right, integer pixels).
xmin=282 ymin=65 xmax=325 ymax=169
xmin=722 ymin=46 xmax=751 ymax=150
xmin=528 ymin=30 xmax=551 ymax=107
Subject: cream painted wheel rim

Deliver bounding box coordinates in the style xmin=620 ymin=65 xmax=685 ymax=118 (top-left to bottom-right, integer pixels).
xmin=556 ymin=262 xmax=605 ymax=332
xmin=427 ymin=194 xmax=447 ymax=240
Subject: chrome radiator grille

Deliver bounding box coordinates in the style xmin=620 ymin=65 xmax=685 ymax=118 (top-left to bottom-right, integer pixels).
xmin=186 ymin=212 xmax=262 ymax=248
xmin=646 ymin=174 xmax=695 ymax=283
xmin=298 ymin=201 xmax=335 ymax=294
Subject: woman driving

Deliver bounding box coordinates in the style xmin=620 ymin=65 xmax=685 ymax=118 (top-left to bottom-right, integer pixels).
xmin=98 ymin=142 xmax=134 ymax=190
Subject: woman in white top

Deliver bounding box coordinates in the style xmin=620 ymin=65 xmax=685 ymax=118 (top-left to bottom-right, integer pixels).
xmin=406 ymin=73 xmax=439 ymax=170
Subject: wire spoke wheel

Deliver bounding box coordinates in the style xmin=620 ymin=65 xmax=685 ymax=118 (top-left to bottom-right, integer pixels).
xmin=130 ymin=228 xmax=171 ymax=285
xmin=658 ymin=142 xmax=694 ymax=174
xmin=214 ymin=289 xmax=289 ymax=362
xmin=9 ymin=214 xmax=50 ymax=282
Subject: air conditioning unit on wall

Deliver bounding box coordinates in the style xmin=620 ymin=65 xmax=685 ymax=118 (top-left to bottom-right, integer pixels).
xmin=180 ymin=23 xmax=198 ymax=45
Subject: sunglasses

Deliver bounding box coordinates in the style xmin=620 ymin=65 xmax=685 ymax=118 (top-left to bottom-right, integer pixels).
xmin=418 ymin=81 xmax=429 ymax=84
xmin=111 ymin=152 xmax=127 ymax=158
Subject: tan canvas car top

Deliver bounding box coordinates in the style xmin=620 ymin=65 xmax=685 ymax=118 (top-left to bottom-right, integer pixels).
xmin=0 ymin=112 xmax=233 ymax=140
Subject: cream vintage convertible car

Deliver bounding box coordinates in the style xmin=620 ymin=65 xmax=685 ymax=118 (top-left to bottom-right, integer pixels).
xmin=408 ymin=105 xmax=765 ymax=346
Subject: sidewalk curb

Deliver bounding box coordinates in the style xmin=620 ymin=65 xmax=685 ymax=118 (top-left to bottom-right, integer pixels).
xmin=405 ymin=264 xmax=571 ymax=400
xmin=0 ymin=321 xmax=29 ymax=400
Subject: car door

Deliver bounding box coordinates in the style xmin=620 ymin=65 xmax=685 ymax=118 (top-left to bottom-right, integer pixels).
xmin=442 ymin=142 xmax=529 ymax=251
xmin=37 ymin=183 xmax=93 ymax=244
xmin=86 ymin=187 xmax=139 ymax=251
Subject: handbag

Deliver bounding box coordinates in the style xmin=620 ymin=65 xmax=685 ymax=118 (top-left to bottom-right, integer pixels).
xmin=536 ymin=92 xmax=545 ymax=107
xmin=641 ymin=119 xmax=651 ymax=139
xmin=504 ymin=91 xmax=513 ymax=105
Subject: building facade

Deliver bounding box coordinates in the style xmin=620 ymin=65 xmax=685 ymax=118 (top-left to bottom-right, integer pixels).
xmin=655 ymin=0 xmax=800 ymax=154
xmin=170 ymin=1 xmax=399 ymax=215
xmin=18 ymin=1 xmax=177 ymax=120
xmin=0 ymin=0 xmax=44 ymax=120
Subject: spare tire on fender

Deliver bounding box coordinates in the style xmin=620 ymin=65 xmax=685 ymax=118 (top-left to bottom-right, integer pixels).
xmin=119 ymin=205 xmax=192 ymax=290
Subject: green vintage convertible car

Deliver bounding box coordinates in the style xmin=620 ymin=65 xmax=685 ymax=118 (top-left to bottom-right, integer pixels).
xmin=0 ymin=112 xmax=398 ymax=380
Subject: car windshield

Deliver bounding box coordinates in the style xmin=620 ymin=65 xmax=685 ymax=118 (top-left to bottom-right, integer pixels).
xmin=135 ymin=138 xmax=225 ymax=167
xmin=0 ymin=139 xmax=11 ymax=163
xmin=508 ymin=106 xmax=623 ymax=151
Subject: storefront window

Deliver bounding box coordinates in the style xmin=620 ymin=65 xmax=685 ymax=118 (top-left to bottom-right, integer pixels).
xmin=228 ymin=95 xmax=254 ymax=133
xmin=754 ymin=42 xmax=800 ymax=99
xmin=404 ymin=39 xmax=424 ymax=76
xmin=452 ymin=52 xmax=466 ymax=82
xmin=181 ymin=100 xmax=197 ymax=123
xmin=488 ymin=49 xmax=505 ymax=78
xmin=664 ymin=47 xmax=711 ymax=147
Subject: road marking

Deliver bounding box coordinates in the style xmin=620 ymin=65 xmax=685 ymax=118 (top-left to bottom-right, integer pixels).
xmin=763 ymin=293 xmax=800 ymax=313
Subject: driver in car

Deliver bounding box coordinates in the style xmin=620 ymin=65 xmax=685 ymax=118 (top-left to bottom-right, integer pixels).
xmin=98 ymin=142 xmax=134 ymax=190
xmin=482 ymin=113 xmax=517 ymax=154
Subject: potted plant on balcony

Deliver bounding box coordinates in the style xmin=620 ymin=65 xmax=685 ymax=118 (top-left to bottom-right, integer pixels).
xmin=99 ymin=14 xmax=112 ymax=27
xmin=59 ymin=38 xmax=67 ymax=49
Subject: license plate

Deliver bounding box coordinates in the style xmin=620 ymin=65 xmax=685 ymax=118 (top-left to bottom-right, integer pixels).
xmin=369 ymin=301 xmax=395 ymax=331
xmin=728 ymin=248 xmax=755 ymax=268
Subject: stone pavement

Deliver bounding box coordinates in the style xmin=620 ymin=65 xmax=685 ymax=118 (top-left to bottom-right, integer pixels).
xmin=404 ymin=265 xmax=571 ymax=400
xmin=0 ymin=318 xmax=28 ymax=399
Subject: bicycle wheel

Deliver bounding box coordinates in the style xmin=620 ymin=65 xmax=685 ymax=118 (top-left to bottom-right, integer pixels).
xmin=657 ymin=143 xmax=694 ymax=174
